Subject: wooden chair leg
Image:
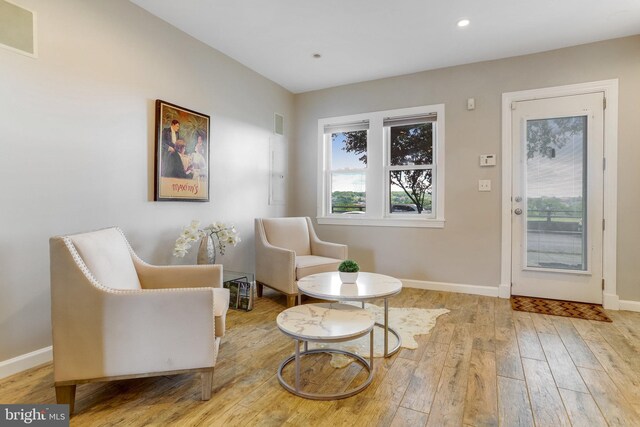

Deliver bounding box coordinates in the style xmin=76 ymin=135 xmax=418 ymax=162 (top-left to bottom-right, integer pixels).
xmin=55 ymin=384 xmax=76 ymax=415
xmin=201 ymin=370 xmax=214 ymax=400
xmin=286 ymin=295 xmax=297 ymax=308
xmin=256 ymin=282 xmax=264 ymax=298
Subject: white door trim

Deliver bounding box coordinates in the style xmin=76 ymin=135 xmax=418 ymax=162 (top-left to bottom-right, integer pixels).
xmin=500 ymin=79 xmax=619 ymax=309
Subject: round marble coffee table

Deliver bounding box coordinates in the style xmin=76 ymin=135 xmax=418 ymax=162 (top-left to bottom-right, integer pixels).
xmin=297 ymin=271 xmax=402 ymax=357
xmin=276 ymin=303 xmax=374 ymax=400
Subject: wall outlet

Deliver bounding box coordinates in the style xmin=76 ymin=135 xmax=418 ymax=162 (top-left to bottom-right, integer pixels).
xmin=479 ymin=180 xmax=491 ymax=191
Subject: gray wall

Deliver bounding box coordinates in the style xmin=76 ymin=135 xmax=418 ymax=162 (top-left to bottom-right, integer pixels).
xmin=0 ymin=0 xmax=294 ymax=362
xmin=1 ymin=1 xmax=638 ymax=365
xmin=292 ymin=36 xmax=640 ymax=301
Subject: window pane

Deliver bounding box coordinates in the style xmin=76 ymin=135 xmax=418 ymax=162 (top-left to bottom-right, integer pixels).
xmin=526 ymin=116 xmax=587 ymax=270
xmin=389 ymin=169 xmax=432 ymax=214
xmin=331 ymin=172 xmax=366 ymax=214
xmin=332 ymin=130 xmax=367 ymax=169
xmin=389 ymin=123 xmax=433 ymax=166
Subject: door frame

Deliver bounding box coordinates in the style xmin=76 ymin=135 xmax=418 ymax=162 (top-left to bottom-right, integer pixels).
xmin=500 ymin=79 xmax=619 ymax=309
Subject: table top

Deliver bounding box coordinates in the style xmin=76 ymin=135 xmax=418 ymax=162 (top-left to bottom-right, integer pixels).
xmin=297 ymin=272 xmax=402 ymax=300
xmin=277 ymin=303 xmax=374 ymax=341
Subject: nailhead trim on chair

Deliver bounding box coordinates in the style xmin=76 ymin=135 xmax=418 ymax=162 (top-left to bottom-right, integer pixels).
xmin=62 ymin=236 xmax=111 ymax=292
xmin=116 ymin=227 xmax=155 ymax=268
xmin=62 ymin=229 xmax=219 ymax=348
xmin=61 ymin=234 xmax=212 ymax=296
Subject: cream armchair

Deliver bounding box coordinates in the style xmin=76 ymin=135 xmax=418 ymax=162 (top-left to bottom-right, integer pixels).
xmin=49 ymin=227 xmax=229 ymax=414
xmin=255 ymin=217 xmax=347 ymax=307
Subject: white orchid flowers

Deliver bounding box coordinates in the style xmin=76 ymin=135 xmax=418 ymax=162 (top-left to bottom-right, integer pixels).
xmin=173 ymin=220 xmax=241 ymax=258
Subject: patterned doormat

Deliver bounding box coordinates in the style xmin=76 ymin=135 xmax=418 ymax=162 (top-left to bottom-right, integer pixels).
xmin=511 ymin=296 xmax=612 ymax=322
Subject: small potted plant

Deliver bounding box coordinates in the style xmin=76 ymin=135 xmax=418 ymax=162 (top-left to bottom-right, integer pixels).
xmin=338 ymin=259 xmax=360 ymax=283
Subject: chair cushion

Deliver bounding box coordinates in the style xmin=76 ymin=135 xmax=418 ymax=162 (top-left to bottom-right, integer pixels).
xmin=262 ymin=217 xmax=311 ymax=256
xmin=68 ymin=228 xmax=142 ymax=290
xmin=296 ymin=255 xmax=342 ymax=280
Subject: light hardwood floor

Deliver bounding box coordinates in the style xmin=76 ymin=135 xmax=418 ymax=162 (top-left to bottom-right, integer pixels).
xmin=2 ymin=288 xmax=640 ymax=426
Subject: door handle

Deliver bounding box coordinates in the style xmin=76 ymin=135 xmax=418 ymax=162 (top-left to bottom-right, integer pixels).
xmin=514 ymin=208 xmax=523 ymax=215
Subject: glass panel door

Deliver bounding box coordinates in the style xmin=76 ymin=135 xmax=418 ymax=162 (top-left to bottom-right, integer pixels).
xmin=511 ymin=91 xmax=604 ymax=304
xmin=525 ymin=116 xmax=587 ymax=271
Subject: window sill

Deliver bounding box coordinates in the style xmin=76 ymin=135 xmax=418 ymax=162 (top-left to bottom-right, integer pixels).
xmin=317 ymin=216 xmax=445 ymax=228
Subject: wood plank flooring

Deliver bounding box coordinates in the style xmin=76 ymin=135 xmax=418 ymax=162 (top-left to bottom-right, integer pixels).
xmin=1 ymin=288 xmax=640 ymax=426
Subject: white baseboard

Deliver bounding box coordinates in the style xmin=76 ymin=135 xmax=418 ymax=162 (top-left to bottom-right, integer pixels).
xmin=498 ymin=283 xmax=511 ymax=299
xmin=619 ymin=299 xmax=640 ymax=312
xmin=0 ymin=346 xmax=52 ymax=380
xmin=401 ymin=279 xmax=499 ymax=297
xmin=603 ymin=292 xmax=620 ymax=310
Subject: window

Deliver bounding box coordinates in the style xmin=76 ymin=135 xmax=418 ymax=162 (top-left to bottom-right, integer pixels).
xmin=318 ymin=105 xmax=445 ymax=227
xmin=385 ymin=116 xmax=436 ymax=217
xmin=327 ymin=123 xmax=368 ymax=214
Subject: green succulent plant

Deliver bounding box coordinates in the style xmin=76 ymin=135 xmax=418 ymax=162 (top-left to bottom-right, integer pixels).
xmin=338 ymin=259 xmax=360 ymax=273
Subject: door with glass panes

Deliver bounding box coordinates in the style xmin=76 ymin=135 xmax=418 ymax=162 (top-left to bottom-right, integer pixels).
xmin=511 ymin=92 xmax=604 ymax=303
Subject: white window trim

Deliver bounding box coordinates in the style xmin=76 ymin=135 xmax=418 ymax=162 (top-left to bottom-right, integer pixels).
xmin=317 ymin=105 xmax=445 ymax=228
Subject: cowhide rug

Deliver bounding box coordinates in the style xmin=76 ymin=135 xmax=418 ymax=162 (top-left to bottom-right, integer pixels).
xmin=310 ymin=302 xmax=450 ymax=368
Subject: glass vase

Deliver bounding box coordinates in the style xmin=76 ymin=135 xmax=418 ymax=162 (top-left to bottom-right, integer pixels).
xmin=197 ymin=234 xmax=216 ymax=264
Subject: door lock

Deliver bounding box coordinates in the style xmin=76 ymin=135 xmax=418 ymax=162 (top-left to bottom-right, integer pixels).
xmin=514 ymin=196 xmax=522 ymax=202
xmin=514 ymin=208 xmax=523 ymax=215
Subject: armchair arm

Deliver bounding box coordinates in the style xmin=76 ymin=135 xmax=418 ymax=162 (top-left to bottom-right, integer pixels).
xmin=311 ymin=239 xmax=348 ymax=260
xmin=131 ymin=256 xmax=223 ymax=290
xmin=306 ymin=217 xmax=348 ymax=260
xmin=98 ymin=287 xmax=217 ymax=376
xmin=54 ymin=285 xmax=217 ymax=382
xmin=129 ymin=253 xmax=228 ymax=336
xmin=255 ymin=219 xmax=296 ymax=294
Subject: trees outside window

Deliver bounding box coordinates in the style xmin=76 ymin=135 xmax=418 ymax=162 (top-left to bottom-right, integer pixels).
xmin=387 ymin=123 xmax=434 ymax=214
xmin=338 ymin=123 xmax=434 ymax=214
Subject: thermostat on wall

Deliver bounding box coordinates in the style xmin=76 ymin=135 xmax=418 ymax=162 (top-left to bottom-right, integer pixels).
xmin=480 ymin=154 xmax=496 ymax=166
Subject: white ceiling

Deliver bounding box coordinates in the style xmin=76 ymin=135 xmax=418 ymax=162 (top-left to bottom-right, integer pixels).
xmin=130 ymin=0 xmax=640 ymax=93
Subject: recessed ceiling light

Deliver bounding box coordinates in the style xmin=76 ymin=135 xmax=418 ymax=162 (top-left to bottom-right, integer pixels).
xmin=457 ymin=19 xmax=470 ymax=27
xmin=312 ymin=53 xmax=322 ymax=59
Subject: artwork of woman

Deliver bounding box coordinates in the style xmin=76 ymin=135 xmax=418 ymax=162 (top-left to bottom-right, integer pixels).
xmin=191 ymin=135 xmax=208 ymax=180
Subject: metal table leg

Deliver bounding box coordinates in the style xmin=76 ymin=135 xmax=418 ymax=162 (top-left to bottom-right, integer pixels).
xmin=384 ymin=299 xmax=389 ymax=356
xmin=373 ymin=297 xmax=401 ymax=357
xmin=370 ymin=329 xmax=374 ymax=370
xmin=295 ymin=339 xmax=300 ymax=391
xmin=277 ymin=348 xmax=374 ymax=400
xmin=345 ymin=297 xmax=402 ymax=357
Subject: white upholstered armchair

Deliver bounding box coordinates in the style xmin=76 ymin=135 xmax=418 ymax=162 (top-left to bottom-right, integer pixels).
xmin=255 ymin=217 xmax=347 ymax=307
xmin=49 ymin=227 xmax=229 ymax=414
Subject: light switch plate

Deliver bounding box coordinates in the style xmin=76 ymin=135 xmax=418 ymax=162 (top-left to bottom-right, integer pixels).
xmin=480 ymin=154 xmax=496 ymax=166
xmin=479 ymin=180 xmax=491 ymax=191
xmin=467 ymin=98 xmax=475 ymax=110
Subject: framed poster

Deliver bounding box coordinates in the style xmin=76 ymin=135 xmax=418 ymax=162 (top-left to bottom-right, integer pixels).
xmin=154 ymin=100 xmax=210 ymax=201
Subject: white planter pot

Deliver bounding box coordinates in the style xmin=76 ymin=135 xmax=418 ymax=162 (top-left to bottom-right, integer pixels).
xmin=339 ymin=271 xmax=359 ymax=283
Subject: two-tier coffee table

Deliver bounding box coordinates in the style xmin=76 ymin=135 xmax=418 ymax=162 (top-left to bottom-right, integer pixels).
xmin=276 ymin=303 xmax=375 ymax=399
xmin=297 ymin=272 xmax=402 ymax=357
